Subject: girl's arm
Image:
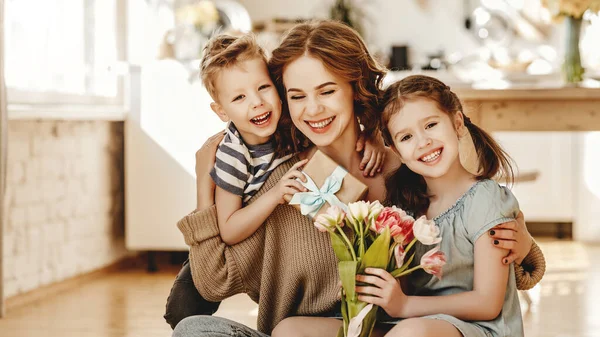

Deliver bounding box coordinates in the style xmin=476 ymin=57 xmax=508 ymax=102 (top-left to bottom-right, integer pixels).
xmin=401 ymin=234 xmax=509 ymax=321
xmin=216 ymin=160 xmax=308 ymax=245
xmin=356 ymin=130 xmax=386 ymax=177
xmin=357 ymin=234 xmax=508 ymax=321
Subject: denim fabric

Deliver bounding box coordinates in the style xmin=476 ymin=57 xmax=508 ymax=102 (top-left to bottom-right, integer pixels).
xmin=164 ymin=260 xmax=221 ymax=329
xmin=173 ymin=316 xmax=269 ymax=337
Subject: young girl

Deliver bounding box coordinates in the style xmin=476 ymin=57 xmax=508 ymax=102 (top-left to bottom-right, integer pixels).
xmin=356 ymin=75 xmax=523 ymax=337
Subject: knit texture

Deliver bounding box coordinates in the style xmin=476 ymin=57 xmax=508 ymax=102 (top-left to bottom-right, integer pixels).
xmin=178 ymin=157 xmax=340 ymax=334
xmin=515 ymin=240 xmax=546 ymax=290
xmin=177 ymin=156 xmax=547 ymax=333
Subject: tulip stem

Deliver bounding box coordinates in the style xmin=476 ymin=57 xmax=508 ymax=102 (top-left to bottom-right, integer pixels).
xmin=404 ymin=238 xmax=417 ymax=255
xmin=336 ymin=224 xmax=357 ymax=261
xmin=394 ymin=265 xmax=422 ymax=278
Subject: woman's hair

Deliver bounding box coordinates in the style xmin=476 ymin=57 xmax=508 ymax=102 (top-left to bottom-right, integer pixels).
xmin=380 ymin=75 xmax=514 ymax=215
xmin=268 ymin=20 xmax=387 ymax=152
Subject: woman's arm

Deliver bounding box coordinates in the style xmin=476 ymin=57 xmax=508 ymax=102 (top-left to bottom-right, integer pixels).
xmin=490 ymin=211 xmax=546 ymax=289
xmin=195 ymin=132 xmax=224 ymax=211
xmin=178 ymin=131 xmax=261 ymax=301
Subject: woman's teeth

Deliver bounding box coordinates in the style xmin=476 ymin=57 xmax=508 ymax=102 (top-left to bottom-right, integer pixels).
xmin=307 ymin=117 xmax=334 ymax=129
xmin=421 ymin=149 xmax=442 ymax=162
xmin=251 ymin=111 xmax=271 ymax=125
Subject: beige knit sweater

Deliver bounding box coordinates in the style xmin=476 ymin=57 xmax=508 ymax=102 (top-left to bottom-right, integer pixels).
xmin=177 ymin=156 xmax=546 ymax=334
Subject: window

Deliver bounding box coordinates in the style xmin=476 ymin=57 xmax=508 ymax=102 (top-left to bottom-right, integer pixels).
xmin=4 ymin=0 xmax=124 ymax=105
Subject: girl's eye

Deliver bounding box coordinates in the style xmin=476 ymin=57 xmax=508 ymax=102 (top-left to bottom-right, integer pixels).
xmin=400 ymin=134 xmax=412 ymax=142
xmin=425 ymin=122 xmax=438 ymax=129
xmin=290 ymin=95 xmax=305 ymax=100
xmin=321 ymin=90 xmax=335 ymax=96
xmin=259 ymin=84 xmax=271 ymax=91
xmin=232 ymin=95 xmax=245 ymax=102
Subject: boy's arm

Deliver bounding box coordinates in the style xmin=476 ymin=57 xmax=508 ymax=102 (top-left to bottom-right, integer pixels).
xmin=401 ymin=234 xmax=509 ymax=321
xmin=215 ymin=186 xmax=279 ymax=245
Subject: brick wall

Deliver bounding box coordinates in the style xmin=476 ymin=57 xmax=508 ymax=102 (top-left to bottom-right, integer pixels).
xmin=2 ymin=120 xmax=128 ymax=298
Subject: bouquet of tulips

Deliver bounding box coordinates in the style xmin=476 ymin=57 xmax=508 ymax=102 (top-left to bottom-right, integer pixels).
xmin=313 ymin=201 xmax=447 ymax=337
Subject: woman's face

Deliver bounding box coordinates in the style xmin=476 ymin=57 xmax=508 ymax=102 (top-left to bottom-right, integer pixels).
xmin=282 ymin=55 xmax=356 ymax=148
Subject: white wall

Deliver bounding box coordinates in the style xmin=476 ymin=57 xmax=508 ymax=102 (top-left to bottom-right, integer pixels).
xmin=239 ymin=0 xmax=479 ymax=66
xmin=3 ymin=120 xmax=128 ymax=298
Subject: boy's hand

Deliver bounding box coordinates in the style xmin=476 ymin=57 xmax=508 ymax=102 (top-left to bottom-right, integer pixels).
xmin=271 ymin=159 xmax=309 ymax=204
xmin=356 ymin=268 xmax=408 ymax=318
xmin=357 ymin=134 xmax=386 ymax=177
xmin=195 ymin=131 xmax=225 ymax=210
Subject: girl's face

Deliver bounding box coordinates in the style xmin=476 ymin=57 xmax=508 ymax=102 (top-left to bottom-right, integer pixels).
xmin=387 ymin=97 xmax=463 ymax=179
xmin=282 ymin=55 xmax=356 ymax=148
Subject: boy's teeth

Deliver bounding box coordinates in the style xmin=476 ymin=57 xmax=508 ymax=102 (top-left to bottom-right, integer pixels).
xmin=421 ymin=149 xmax=441 ymax=162
xmin=308 ymin=117 xmax=334 ymax=128
xmin=251 ymin=112 xmax=271 ymax=124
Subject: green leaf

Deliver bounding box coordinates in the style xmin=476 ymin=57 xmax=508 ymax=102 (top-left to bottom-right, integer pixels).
xmin=340 ymin=292 xmax=348 ymax=336
xmin=346 ymin=298 xmax=368 ymax=319
xmin=330 ymin=231 xmax=353 ymax=262
xmin=339 ymin=261 xmax=358 ymax=302
xmin=359 ymin=226 xmax=390 ymax=272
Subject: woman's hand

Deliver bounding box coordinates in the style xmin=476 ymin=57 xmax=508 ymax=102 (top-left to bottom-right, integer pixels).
xmin=355 ymin=268 xmax=408 ymax=318
xmin=489 ymin=211 xmax=533 ymax=265
xmin=356 ymin=133 xmax=386 ymax=177
xmin=195 ymin=131 xmax=225 ymax=211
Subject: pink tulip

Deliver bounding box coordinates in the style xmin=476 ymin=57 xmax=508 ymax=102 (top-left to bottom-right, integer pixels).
xmin=421 ymin=245 xmax=446 ymax=280
xmin=372 ymin=206 xmax=415 ymax=246
xmin=394 ymin=244 xmax=406 ymax=267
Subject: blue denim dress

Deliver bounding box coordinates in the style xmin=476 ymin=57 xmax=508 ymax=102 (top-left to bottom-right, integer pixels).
xmin=398 ymin=179 xmax=524 ymax=337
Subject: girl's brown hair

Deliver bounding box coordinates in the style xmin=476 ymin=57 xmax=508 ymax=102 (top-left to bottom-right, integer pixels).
xmin=380 ymin=75 xmax=514 ymax=215
xmin=268 ymin=20 xmax=387 ymax=151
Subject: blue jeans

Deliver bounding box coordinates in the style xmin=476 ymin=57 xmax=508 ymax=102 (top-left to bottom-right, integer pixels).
xmin=164 ymin=260 xmax=221 ymax=329
xmin=173 ymin=316 xmax=269 ymax=337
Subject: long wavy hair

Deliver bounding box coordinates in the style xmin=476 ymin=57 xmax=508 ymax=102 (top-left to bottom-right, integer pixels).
xmin=268 ymin=20 xmax=387 ymax=152
xmin=380 ymin=75 xmax=515 ymax=216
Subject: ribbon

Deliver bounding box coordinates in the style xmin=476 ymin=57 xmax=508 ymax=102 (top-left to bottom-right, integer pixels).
xmin=289 ymin=166 xmax=349 ymax=218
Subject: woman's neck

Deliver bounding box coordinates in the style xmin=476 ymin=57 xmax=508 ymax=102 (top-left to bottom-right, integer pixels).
xmin=425 ymin=158 xmax=476 ymax=216
xmin=318 ymin=120 xmax=362 ymax=172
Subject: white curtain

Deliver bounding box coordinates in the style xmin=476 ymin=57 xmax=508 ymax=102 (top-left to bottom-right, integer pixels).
xmin=0 ymin=0 xmax=7 ymax=318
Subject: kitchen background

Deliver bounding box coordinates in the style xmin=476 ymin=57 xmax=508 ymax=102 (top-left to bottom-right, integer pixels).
xmin=1 ymin=0 xmax=600 ymax=336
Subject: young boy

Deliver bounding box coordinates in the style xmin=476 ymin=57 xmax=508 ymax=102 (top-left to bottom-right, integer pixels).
xmin=201 ymin=33 xmax=384 ymax=245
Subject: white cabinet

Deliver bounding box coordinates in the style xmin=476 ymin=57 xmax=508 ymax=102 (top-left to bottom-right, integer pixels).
xmin=492 ymin=132 xmax=575 ymax=223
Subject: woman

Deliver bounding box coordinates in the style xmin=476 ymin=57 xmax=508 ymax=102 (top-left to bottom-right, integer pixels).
xmin=169 ymin=20 xmax=544 ymax=337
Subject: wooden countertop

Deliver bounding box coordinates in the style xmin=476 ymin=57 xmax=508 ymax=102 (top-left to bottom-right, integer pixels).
xmin=455 ymin=86 xmax=600 ymax=101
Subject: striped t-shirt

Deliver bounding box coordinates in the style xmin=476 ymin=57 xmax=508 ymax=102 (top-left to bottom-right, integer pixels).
xmin=210 ymin=122 xmax=293 ymax=204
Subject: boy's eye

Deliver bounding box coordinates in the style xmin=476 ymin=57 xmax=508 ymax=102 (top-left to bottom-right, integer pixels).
xmin=321 ymin=90 xmax=335 ymax=96
xmin=232 ymin=95 xmax=245 ymax=102
xmin=425 ymin=122 xmax=437 ymax=129
xmin=259 ymin=84 xmax=271 ymax=91
xmin=400 ymin=134 xmax=412 ymax=142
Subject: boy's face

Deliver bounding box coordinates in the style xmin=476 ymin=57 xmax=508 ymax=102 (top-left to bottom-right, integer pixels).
xmin=211 ymin=57 xmax=281 ymax=145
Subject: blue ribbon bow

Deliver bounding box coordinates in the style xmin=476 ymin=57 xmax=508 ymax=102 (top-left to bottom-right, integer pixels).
xmin=289 ymin=166 xmax=349 ymax=219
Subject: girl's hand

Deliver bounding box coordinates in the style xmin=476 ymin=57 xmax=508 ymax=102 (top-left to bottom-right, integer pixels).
xmin=271 ymin=159 xmax=309 ymax=204
xmin=489 ymin=211 xmax=533 ymax=265
xmin=195 ymin=131 xmax=225 ymax=210
xmin=356 ymin=134 xmax=386 ymax=177
xmin=355 ymin=268 xmax=408 ymax=318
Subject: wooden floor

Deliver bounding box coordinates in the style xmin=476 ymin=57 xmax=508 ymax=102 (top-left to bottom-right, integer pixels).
xmin=1 ymin=240 xmax=599 ymax=337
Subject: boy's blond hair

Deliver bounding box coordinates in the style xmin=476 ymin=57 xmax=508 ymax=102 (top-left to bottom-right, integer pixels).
xmin=200 ymin=34 xmax=267 ymax=102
